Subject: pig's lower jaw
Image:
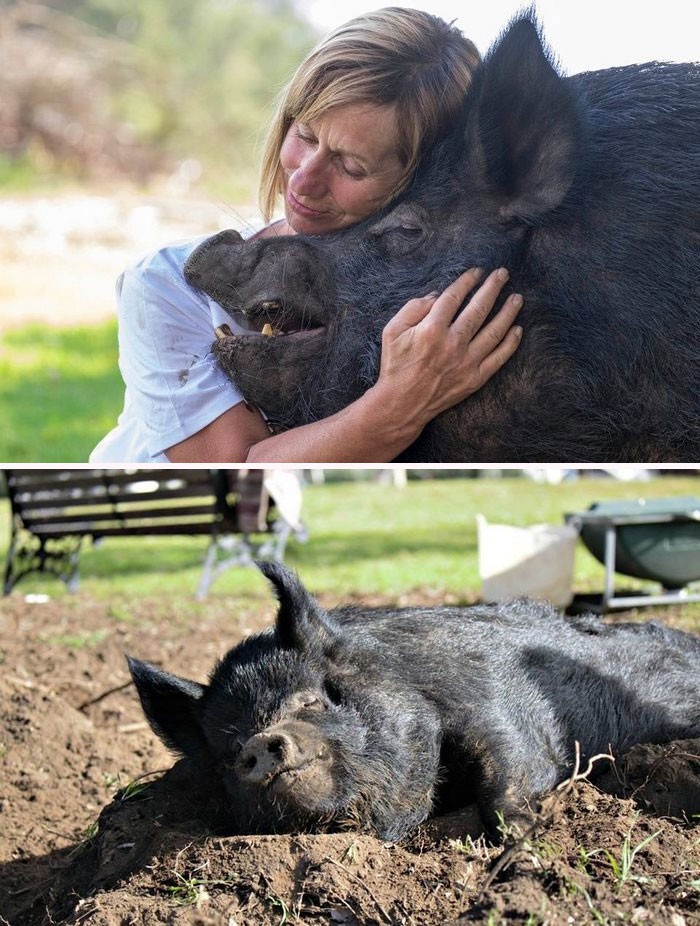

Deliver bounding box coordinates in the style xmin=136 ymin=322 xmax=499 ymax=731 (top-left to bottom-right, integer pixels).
xmin=267 ymin=758 xmax=337 ymax=811
xmin=224 ymin=326 xmax=327 ymax=343
xmin=260 ymin=325 xmax=327 ymax=340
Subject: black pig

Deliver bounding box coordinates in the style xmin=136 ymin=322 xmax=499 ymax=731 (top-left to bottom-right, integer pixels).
xmin=184 ymin=13 xmax=700 ymax=462
xmin=128 ymin=563 xmax=700 ymax=841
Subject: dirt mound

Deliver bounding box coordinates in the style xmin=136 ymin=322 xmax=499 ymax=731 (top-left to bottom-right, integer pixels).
xmin=1 ymin=594 xmax=699 ymax=926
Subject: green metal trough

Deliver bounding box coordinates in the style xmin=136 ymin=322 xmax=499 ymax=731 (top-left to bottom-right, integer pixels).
xmin=565 ymin=496 xmax=700 ymax=611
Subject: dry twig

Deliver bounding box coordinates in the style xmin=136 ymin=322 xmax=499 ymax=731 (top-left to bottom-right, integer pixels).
xmin=475 ymin=742 xmax=615 ymax=901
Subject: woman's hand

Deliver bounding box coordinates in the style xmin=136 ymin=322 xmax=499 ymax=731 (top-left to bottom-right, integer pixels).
xmin=375 ymin=267 xmax=523 ymax=427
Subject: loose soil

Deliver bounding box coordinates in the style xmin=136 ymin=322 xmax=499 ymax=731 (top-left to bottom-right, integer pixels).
xmin=1 ymin=591 xmax=699 ymax=926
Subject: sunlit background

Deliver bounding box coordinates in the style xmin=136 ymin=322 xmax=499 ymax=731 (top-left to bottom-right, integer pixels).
xmin=303 ymin=0 xmax=700 ymax=72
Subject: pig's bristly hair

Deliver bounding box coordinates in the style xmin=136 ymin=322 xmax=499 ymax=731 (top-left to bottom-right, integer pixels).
xmin=256 ymin=560 xmax=341 ymax=658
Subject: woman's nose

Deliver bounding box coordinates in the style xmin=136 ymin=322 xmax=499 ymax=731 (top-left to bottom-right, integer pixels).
xmin=292 ymin=151 xmax=328 ymax=197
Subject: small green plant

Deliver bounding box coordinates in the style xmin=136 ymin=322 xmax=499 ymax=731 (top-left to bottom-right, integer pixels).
xmin=565 ymin=878 xmax=609 ymax=925
xmin=530 ymin=837 xmax=560 ymax=863
xmin=67 ymin=817 xmax=101 ymax=858
xmin=43 ymin=629 xmax=109 ymax=649
xmin=340 ymin=841 xmax=358 ymax=863
xmin=165 ymin=868 xmax=238 ymax=907
xmin=449 ymin=833 xmax=491 ymax=861
xmin=603 ymin=825 xmax=662 ymax=893
xmin=266 ymin=893 xmax=290 ymax=925
xmin=103 ymin=772 xmax=122 ymax=790
xmin=484 ymin=910 xmax=506 ymax=926
xmin=118 ymin=773 xmax=159 ymax=801
xmin=494 ymin=809 xmax=525 ymax=843
xmin=576 ymin=844 xmax=597 ymax=875
xmin=81 ymin=820 xmax=99 ymax=841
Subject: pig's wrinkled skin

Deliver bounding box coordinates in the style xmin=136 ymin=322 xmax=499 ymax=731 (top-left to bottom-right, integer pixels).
xmin=184 ymin=13 xmax=700 ymax=463
xmin=128 ymin=562 xmax=700 ymax=841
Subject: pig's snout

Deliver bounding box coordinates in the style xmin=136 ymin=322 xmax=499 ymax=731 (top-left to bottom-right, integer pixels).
xmin=236 ymin=724 xmax=327 ymax=786
xmin=237 ymin=731 xmax=297 ymax=784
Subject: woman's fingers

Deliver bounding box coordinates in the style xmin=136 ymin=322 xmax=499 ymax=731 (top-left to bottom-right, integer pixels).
xmin=475 ymin=324 xmax=523 ymax=382
xmin=386 ymin=267 xmax=517 ymax=342
xmin=376 ymin=266 xmax=524 ymax=423
xmin=445 ymin=267 xmax=513 ymax=338
xmin=467 ymin=291 xmax=524 ymax=359
xmin=427 ymin=267 xmax=488 ymax=326
xmin=382 ymin=292 xmax=439 ymax=337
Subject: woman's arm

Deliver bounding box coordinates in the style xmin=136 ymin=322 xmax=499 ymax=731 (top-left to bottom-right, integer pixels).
xmin=165 ymin=268 xmax=522 ymax=463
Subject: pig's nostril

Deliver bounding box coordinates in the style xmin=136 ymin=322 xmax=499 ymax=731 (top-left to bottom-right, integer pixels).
xmin=266 ymin=735 xmax=287 ymax=758
xmin=242 ymin=754 xmax=257 ymax=770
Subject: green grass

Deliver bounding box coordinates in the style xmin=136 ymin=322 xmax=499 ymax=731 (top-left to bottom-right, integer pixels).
xmin=0 ymin=155 xmax=65 ymax=193
xmin=2 ymin=476 xmax=699 ymax=620
xmin=0 ymin=321 xmax=123 ymax=462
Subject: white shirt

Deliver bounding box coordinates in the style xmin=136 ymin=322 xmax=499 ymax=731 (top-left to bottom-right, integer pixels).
xmin=90 ymin=237 xmax=248 ymax=463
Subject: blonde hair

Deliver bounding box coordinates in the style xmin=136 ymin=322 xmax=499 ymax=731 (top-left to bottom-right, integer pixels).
xmin=259 ymin=7 xmax=481 ymax=222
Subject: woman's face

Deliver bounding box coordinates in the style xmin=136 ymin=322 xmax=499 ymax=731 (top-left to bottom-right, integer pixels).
xmin=280 ymin=103 xmax=407 ymax=235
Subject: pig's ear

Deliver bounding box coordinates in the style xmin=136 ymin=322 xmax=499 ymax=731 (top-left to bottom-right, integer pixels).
xmin=465 ymin=12 xmax=584 ymax=222
xmin=183 ymin=228 xmax=245 ymax=297
xmin=127 ymin=656 xmax=210 ymax=758
xmin=257 ymin=561 xmax=342 ymax=656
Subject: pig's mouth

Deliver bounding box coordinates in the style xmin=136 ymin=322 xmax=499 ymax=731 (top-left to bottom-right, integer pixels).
xmin=268 ymin=768 xmax=337 ymax=820
xmin=217 ymin=298 xmax=327 ymax=342
xmin=268 ymin=750 xmax=330 ymax=788
xmin=264 ymin=752 xmax=335 ymax=812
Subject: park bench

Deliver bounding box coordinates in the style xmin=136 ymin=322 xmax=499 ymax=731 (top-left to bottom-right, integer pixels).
xmin=2 ymin=468 xmax=303 ymax=598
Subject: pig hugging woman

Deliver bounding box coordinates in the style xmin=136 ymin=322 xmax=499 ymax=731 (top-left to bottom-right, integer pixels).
xmin=90 ymin=7 xmax=524 ymax=465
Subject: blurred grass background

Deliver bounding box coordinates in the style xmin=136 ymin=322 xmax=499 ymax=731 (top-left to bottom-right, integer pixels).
xmin=1 ymin=0 xmax=319 ymax=202
xmin=2 ymin=474 xmax=699 ymax=631
xmin=0 ymin=321 xmax=121 ymax=462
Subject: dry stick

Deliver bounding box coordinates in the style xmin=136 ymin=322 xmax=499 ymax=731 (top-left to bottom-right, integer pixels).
xmin=77 ymin=679 xmax=133 ymax=711
xmin=621 ymin=743 xmax=700 ymax=806
xmin=322 ymin=856 xmax=394 ymax=924
xmin=6 ymin=674 xmax=52 ymax=693
xmin=475 ymin=742 xmax=615 ymax=901
xmin=117 ymin=721 xmax=150 ymax=734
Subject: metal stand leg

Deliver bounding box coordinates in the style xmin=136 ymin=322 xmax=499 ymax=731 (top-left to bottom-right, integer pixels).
xmin=602 ymin=525 xmax=617 ymax=610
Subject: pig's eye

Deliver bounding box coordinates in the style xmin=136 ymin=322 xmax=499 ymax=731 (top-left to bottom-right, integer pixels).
xmin=378 ymin=225 xmax=425 ymax=256
xmin=299 ymin=695 xmax=326 ymax=711
xmin=385 ymin=225 xmax=423 ymax=241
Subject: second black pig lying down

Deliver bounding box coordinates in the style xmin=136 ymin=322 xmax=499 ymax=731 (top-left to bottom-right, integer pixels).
xmin=128 ymin=564 xmax=700 ymax=841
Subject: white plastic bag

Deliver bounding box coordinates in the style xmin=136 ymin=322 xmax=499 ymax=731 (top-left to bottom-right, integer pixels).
xmin=476 ymin=514 xmax=578 ymax=608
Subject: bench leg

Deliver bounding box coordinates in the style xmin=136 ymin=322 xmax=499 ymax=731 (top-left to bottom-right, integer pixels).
xmin=197 ymin=520 xmax=307 ymax=599
xmin=196 ymin=533 xmax=255 ymax=599
xmin=4 ymin=521 xmax=82 ymax=595
xmin=258 ymin=521 xmax=293 ymax=562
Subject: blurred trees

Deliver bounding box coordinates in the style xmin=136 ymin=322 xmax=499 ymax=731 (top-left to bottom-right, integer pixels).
xmin=0 ymin=0 xmax=318 ymax=197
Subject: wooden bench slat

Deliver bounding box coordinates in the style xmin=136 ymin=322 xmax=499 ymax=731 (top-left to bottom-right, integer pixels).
xmin=2 ymin=468 xmax=290 ymax=596
xmin=13 ymin=486 xmax=219 ymax=512
xmin=7 ymin=470 xmax=215 ymax=494
xmin=31 ymin=523 xmax=221 ymax=538
xmin=22 ymin=503 xmax=226 ymax=528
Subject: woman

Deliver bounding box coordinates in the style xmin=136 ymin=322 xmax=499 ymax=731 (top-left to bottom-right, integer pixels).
xmin=90 ymin=8 xmax=523 ymax=464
